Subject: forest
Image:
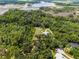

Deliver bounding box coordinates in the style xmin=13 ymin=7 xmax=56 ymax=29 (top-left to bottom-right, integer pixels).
xmin=0 ymin=9 xmax=79 ymax=59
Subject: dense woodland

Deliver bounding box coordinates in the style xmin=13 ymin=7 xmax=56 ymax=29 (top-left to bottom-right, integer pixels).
xmin=0 ymin=9 xmax=79 ymax=59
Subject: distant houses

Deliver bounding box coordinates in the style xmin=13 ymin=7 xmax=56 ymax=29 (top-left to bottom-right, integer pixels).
xmin=23 ymin=1 xmax=56 ymax=10
xmin=31 ymin=1 xmax=56 ymax=8
xmin=0 ymin=1 xmax=57 ymax=14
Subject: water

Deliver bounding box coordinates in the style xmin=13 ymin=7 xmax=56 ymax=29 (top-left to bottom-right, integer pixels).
xmin=70 ymin=42 xmax=79 ymax=47
xmin=0 ymin=0 xmax=79 ymax=4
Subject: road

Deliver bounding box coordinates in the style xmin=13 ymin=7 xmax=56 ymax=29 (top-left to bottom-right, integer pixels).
xmin=55 ymin=49 xmax=67 ymax=59
xmin=55 ymin=48 xmax=74 ymax=59
xmin=0 ymin=8 xmax=8 ymax=15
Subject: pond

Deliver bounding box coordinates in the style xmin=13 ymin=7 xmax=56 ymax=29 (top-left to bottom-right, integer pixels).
xmin=70 ymin=42 xmax=79 ymax=47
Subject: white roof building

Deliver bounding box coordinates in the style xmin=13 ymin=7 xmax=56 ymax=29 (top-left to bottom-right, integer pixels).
xmin=42 ymin=31 xmax=49 ymax=36
xmin=32 ymin=1 xmax=56 ymax=8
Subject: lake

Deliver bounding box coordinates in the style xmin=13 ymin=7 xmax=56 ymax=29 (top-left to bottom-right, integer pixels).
xmin=0 ymin=0 xmax=79 ymax=4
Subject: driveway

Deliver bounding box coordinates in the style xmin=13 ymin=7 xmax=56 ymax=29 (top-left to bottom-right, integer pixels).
xmin=55 ymin=49 xmax=67 ymax=59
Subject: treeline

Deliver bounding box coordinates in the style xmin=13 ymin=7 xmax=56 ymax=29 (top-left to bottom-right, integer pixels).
xmin=40 ymin=7 xmax=75 ymax=13
xmin=0 ymin=9 xmax=79 ymax=59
